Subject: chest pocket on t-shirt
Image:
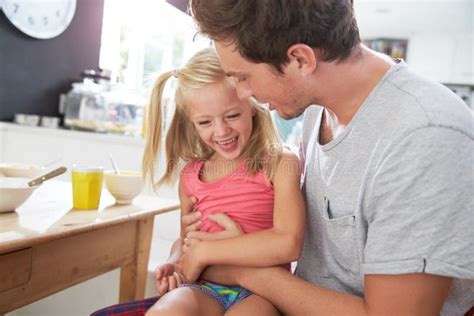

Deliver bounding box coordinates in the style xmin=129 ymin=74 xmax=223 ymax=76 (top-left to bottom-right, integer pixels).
xmin=322 ymin=198 xmax=360 ymax=276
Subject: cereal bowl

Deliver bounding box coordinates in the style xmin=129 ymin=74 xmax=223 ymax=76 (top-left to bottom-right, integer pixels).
xmin=0 ymin=163 xmax=44 ymax=179
xmin=0 ymin=177 xmax=39 ymax=212
xmin=104 ymin=171 xmax=143 ymax=204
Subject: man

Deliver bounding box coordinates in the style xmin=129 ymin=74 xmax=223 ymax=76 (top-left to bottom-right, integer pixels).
xmin=182 ymin=0 xmax=474 ymax=315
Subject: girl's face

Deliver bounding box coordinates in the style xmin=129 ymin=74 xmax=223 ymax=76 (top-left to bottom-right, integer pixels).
xmin=187 ymin=81 xmax=254 ymax=161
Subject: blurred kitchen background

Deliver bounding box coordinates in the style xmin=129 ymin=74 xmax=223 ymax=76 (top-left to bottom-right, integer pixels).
xmin=1 ymin=0 xmax=472 ymax=144
xmin=0 ymin=0 xmax=472 ymax=315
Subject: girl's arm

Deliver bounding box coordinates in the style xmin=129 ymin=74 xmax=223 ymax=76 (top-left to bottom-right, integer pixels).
xmin=153 ymin=177 xmax=193 ymax=293
xmin=182 ymin=151 xmax=305 ymax=280
xmin=165 ymin=177 xmax=191 ymax=263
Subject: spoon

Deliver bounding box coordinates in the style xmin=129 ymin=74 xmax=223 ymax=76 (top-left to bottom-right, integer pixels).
xmin=109 ymin=153 xmax=120 ymax=174
xmin=28 ymin=167 xmax=67 ymax=187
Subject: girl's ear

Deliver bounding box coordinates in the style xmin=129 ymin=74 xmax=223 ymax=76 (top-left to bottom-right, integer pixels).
xmin=286 ymin=44 xmax=318 ymax=75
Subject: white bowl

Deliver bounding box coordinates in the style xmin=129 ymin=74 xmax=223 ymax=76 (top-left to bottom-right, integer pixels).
xmin=104 ymin=171 xmax=143 ymax=204
xmin=0 ymin=177 xmax=38 ymax=212
xmin=0 ymin=163 xmax=44 ymax=179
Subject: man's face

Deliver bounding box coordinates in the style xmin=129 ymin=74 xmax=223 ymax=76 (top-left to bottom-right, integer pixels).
xmin=214 ymin=41 xmax=310 ymax=120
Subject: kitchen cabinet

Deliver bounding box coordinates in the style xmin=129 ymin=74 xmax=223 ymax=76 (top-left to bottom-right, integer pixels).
xmin=355 ymin=0 xmax=473 ymax=85
xmin=408 ymin=33 xmax=473 ymax=85
xmin=451 ymin=35 xmax=474 ymax=85
xmin=408 ymin=34 xmax=455 ymax=83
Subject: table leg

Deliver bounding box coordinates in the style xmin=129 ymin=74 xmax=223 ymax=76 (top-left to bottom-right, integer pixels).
xmin=119 ymin=217 xmax=154 ymax=303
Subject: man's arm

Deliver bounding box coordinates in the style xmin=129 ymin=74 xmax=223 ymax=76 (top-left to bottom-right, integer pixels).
xmin=203 ymin=265 xmax=452 ymax=315
xmin=181 ymin=187 xmax=454 ymax=315
xmin=183 ymin=201 xmax=454 ymax=315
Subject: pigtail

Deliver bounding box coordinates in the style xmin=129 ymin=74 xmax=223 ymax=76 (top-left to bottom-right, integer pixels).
xmin=142 ymin=47 xmax=229 ymax=190
xmin=159 ymin=106 xmax=190 ymax=186
xmin=241 ymin=98 xmax=283 ymax=182
xmin=159 ymin=101 xmax=214 ymax=186
xmin=142 ymin=71 xmax=173 ymax=190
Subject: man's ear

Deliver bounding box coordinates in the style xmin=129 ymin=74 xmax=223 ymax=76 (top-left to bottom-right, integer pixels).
xmin=286 ymin=44 xmax=317 ymax=75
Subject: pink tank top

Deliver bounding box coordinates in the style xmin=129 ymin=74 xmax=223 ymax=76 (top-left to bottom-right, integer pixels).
xmin=181 ymin=160 xmax=274 ymax=234
xmin=182 ymin=159 xmax=291 ymax=271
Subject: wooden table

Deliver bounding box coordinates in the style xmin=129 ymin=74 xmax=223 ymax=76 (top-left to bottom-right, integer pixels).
xmin=0 ymin=180 xmax=179 ymax=314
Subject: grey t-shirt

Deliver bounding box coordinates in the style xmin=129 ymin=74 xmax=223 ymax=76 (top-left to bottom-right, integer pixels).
xmin=296 ymin=62 xmax=474 ymax=315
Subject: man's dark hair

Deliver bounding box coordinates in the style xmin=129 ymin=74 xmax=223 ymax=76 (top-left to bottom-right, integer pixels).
xmin=190 ymin=0 xmax=361 ymax=72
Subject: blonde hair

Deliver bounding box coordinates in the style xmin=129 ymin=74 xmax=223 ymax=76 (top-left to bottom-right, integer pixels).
xmin=142 ymin=47 xmax=282 ymax=190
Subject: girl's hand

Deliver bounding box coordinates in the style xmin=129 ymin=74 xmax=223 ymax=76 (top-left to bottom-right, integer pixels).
xmin=153 ymin=263 xmax=186 ymax=295
xmin=186 ymin=213 xmax=244 ymax=241
xmin=181 ymin=241 xmax=207 ymax=282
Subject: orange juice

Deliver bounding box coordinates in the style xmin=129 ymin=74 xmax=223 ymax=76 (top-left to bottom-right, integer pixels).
xmin=72 ymin=166 xmax=104 ymax=209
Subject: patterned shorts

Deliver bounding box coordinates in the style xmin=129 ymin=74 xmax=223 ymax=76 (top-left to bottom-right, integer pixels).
xmin=90 ymin=282 xmax=252 ymax=315
xmin=180 ymin=281 xmax=252 ymax=311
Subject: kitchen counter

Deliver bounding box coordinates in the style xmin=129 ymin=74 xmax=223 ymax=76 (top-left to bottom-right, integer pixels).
xmin=0 ymin=121 xmax=145 ymax=147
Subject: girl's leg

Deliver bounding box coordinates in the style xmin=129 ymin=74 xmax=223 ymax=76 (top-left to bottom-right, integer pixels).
xmin=225 ymin=294 xmax=280 ymax=316
xmin=145 ymin=287 xmax=223 ymax=316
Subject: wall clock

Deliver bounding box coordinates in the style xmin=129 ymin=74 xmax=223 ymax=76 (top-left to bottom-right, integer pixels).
xmin=0 ymin=0 xmax=77 ymax=39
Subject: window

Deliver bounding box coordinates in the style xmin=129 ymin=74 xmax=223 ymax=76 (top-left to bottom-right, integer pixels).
xmin=100 ymin=0 xmax=209 ymax=93
xmin=99 ymin=0 xmax=303 ymax=149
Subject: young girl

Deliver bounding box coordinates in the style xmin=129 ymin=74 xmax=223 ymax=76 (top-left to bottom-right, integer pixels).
xmin=142 ymin=48 xmax=305 ymax=316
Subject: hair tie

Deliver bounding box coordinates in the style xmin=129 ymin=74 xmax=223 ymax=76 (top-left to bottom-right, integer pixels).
xmin=172 ymin=69 xmax=179 ymax=78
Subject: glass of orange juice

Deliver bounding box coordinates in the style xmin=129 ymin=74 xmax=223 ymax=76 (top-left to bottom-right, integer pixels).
xmin=72 ymin=165 xmax=104 ymax=210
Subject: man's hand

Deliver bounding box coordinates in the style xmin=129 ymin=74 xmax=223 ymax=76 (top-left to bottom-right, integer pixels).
xmin=181 ymin=240 xmax=207 ymax=282
xmin=153 ymin=263 xmax=187 ymax=295
xmin=180 ymin=213 xmax=245 ymax=282
xmin=181 ymin=195 xmax=202 ymax=235
xmin=181 ymin=210 xmax=244 ymax=252
xmin=187 ymin=213 xmax=244 ymax=241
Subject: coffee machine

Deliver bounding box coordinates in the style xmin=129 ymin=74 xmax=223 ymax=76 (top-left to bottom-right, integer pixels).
xmin=60 ymin=69 xmax=146 ymax=135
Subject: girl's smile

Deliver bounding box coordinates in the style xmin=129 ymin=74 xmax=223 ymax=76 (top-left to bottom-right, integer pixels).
xmin=215 ymin=136 xmax=238 ymax=152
